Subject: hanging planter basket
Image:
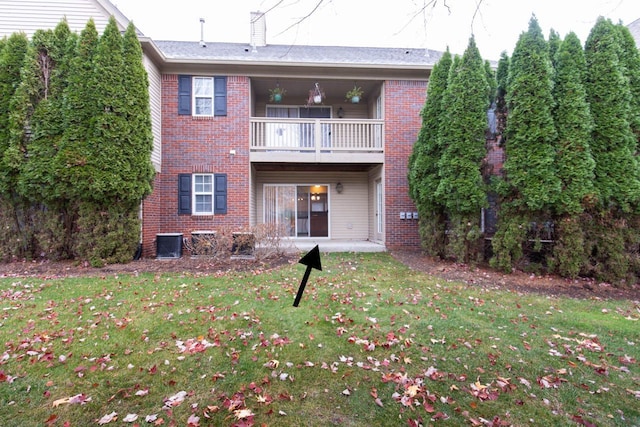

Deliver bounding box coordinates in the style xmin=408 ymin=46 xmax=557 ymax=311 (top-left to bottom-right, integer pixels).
xmin=345 ymin=86 xmax=364 ymax=104
xmin=306 ymin=82 xmax=325 ymax=107
xmin=269 ymin=87 xmax=286 ymax=103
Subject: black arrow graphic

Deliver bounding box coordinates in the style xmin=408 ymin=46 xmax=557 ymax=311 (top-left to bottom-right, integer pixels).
xmin=293 ymin=245 xmax=322 ymax=307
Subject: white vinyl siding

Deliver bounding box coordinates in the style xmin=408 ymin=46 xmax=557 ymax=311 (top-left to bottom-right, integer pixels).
xmin=0 ymin=0 xmax=118 ymax=38
xmin=254 ymin=171 xmax=369 ymax=240
xmin=143 ymin=54 xmax=162 ymax=171
xmin=368 ymin=165 xmax=384 ymax=242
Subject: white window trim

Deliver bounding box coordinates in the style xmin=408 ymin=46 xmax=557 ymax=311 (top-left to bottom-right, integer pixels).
xmin=193 ymin=173 xmax=214 ymax=215
xmin=193 ymin=76 xmax=214 ymax=117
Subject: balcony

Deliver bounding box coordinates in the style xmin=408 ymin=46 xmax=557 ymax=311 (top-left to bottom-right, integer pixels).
xmin=250 ymin=118 xmax=384 ymax=163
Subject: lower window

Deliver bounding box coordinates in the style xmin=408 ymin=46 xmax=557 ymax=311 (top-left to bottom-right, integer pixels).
xmin=178 ymin=173 xmax=227 ymax=215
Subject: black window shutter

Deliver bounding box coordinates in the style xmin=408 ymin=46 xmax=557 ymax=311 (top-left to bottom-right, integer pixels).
xmin=178 ymin=174 xmax=192 ymax=214
xmin=214 ymin=174 xmax=227 ymax=214
xmin=178 ymin=75 xmax=192 ymax=115
xmin=214 ymin=76 xmax=227 ymax=116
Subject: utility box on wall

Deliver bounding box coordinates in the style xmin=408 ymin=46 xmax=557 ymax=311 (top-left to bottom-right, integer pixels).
xmin=156 ymin=233 xmax=183 ymax=259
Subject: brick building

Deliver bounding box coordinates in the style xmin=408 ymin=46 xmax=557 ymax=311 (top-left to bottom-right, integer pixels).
xmin=1 ymin=0 xmax=443 ymax=257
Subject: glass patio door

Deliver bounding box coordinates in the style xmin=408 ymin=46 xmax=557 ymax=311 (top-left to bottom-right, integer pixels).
xmin=264 ymin=185 xmax=296 ymax=237
xmin=264 ymin=185 xmax=328 ymax=238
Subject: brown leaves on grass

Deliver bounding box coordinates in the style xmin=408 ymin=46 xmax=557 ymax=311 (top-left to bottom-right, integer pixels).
xmin=1 ymin=256 xmax=638 ymax=427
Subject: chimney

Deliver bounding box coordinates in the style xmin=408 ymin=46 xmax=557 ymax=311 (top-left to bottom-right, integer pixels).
xmin=250 ymin=11 xmax=266 ymax=51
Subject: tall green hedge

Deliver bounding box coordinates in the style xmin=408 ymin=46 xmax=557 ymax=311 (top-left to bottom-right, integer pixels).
xmin=585 ymin=17 xmax=640 ymax=213
xmin=0 ymin=17 xmax=154 ymax=264
xmin=435 ymin=37 xmax=490 ymax=262
xmin=583 ymin=17 xmax=640 ymax=283
xmin=491 ymin=16 xmax=560 ymax=272
xmin=550 ymin=31 xmax=595 ymax=278
xmin=408 ymin=15 xmax=640 ymax=285
xmin=408 ymin=49 xmax=452 ymax=257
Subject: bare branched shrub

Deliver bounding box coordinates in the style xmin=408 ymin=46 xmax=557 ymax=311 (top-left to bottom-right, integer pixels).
xmin=183 ymin=223 xmax=294 ymax=261
xmin=252 ymin=222 xmax=295 ymax=259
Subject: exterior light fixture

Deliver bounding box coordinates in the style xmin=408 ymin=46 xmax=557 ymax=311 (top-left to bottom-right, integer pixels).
xmin=336 ymin=182 xmax=344 ymax=194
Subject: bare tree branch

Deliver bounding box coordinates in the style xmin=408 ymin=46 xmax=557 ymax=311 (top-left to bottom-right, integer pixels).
xmin=274 ymin=0 xmax=327 ymax=38
xmin=470 ymin=0 xmax=485 ymax=36
xmin=251 ymin=0 xmax=286 ymax=24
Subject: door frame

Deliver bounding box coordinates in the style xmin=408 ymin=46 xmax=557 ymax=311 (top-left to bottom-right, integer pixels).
xmin=374 ymin=178 xmax=383 ymax=242
xmin=263 ymin=183 xmax=331 ymax=239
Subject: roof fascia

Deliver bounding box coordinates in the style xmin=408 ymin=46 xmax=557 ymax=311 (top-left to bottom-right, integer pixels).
xmin=160 ymin=60 xmax=430 ymax=80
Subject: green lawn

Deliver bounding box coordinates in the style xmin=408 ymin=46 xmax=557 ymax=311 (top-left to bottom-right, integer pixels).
xmin=0 ymin=253 xmax=638 ymax=426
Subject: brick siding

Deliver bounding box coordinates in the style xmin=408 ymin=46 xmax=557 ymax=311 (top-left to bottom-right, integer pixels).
xmin=141 ymin=75 xmax=251 ymax=257
xmin=383 ymin=80 xmax=427 ymax=249
xmin=142 ymin=75 xmax=428 ymax=256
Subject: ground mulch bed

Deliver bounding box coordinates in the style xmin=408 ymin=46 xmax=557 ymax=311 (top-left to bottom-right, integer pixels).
xmin=1 ymin=250 xmax=639 ymax=301
xmin=389 ymin=250 xmax=640 ymax=301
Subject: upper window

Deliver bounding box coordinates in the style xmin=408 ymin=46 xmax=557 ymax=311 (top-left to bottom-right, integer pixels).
xmin=178 ymin=75 xmax=227 ymax=117
xmin=193 ymin=77 xmax=214 ymax=116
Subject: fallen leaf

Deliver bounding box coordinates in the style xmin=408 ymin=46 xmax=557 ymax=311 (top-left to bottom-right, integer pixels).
xmin=52 ymin=393 xmax=92 ymax=407
xmin=135 ymin=388 xmax=149 ymax=396
xmin=44 ymin=414 xmax=58 ymax=426
xmin=234 ymin=408 xmax=254 ymax=419
xmin=163 ymin=390 xmax=187 ymax=408
xmin=123 ymin=413 xmax=138 ymax=422
xmin=96 ymin=411 xmax=117 ymax=425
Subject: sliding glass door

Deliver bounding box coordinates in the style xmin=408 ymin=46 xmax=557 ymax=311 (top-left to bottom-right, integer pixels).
xmin=264 ymin=184 xmax=328 ymax=238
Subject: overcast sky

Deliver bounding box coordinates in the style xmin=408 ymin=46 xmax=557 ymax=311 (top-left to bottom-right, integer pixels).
xmin=114 ymin=0 xmax=638 ymax=60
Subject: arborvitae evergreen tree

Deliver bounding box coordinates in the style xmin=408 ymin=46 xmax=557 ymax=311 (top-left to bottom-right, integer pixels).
xmin=0 ymin=32 xmax=29 ymax=260
xmin=550 ymin=32 xmax=595 ymax=278
xmin=83 ymin=16 xmax=126 ymax=201
xmin=57 ymin=19 xmax=99 ymax=200
xmin=484 ymin=60 xmax=496 ymax=105
xmin=121 ymin=22 xmax=155 ymax=201
xmin=553 ymin=32 xmax=595 ymax=216
xmin=2 ymin=30 xmax=58 ymax=259
xmin=615 ymin=23 xmax=640 ymax=139
xmin=548 ymin=29 xmax=561 ymax=69
xmin=0 ymin=33 xmax=28 ymax=195
xmin=585 ymin=17 xmax=639 ymax=213
xmin=70 ymin=17 xmax=153 ymax=265
xmin=494 ymin=52 xmax=509 ymax=136
xmin=408 ymin=49 xmax=452 ymax=257
xmin=10 ymin=22 xmax=77 ymax=259
xmin=491 ymin=16 xmax=560 ymax=272
xmin=14 ymin=22 xmax=76 ymax=203
xmin=435 ymin=37 xmax=489 ymax=263
xmin=614 ymin=22 xmax=640 ymax=280
xmin=584 ymin=17 xmax=640 ymax=284
xmin=0 ymin=18 xmax=153 ymax=265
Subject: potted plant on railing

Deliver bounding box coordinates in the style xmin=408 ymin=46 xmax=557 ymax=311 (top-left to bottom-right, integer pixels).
xmin=269 ymin=86 xmax=286 ymax=103
xmin=345 ymin=86 xmax=364 ymax=103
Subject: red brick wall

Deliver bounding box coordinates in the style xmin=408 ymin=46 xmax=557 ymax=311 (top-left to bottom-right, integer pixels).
xmin=142 ymin=75 xmax=428 ymax=256
xmin=141 ymin=75 xmax=251 ymax=257
xmin=384 ymin=80 xmax=427 ymax=249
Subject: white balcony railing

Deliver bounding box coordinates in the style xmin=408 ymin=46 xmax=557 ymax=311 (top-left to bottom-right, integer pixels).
xmin=250 ymin=118 xmax=384 ymax=162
